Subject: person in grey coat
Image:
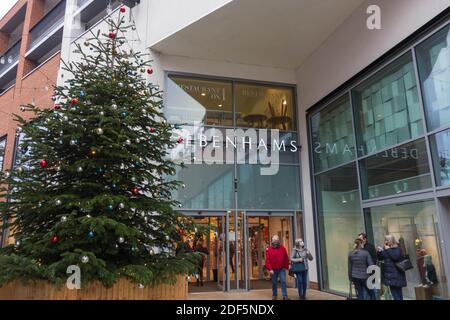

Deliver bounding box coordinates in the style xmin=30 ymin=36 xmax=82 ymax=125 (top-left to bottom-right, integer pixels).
xmin=290 ymin=239 xmax=313 ymax=300
xmin=348 ymin=238 xmax=373 ymax=300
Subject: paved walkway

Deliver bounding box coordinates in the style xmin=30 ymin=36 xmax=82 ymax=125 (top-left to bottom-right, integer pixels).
xmin=189 ymin=288 xmax=344 ymax=300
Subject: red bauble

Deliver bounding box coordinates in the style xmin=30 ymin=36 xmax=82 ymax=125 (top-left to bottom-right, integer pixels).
xmin=177 ymin=137 xmax=184 ymax=144
xmin=147 ymin=68 xmax=153 ymax=75
xmin=39 ymin=160 xmax=48 ymax=169
xmin=120 ymin=6 xmax=126 ymax=13
xmin=150 ymin=128 xmax=156 ymax=133
xmin=71 ymin=98 xmax=79 ymax=105
xmin=54 ymin=104 xmax=61 ymax=110
xmin=109 ymin=32 xmax=117 ymax=39
xmin=51 ymin=235 xmax=59 ymax=244
xmin=132 ymin=187 xmax=140 ymax=195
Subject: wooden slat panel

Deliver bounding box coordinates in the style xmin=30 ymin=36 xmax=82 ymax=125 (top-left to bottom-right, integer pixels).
xmin=0 ymin=276 xmax=187 ymax=300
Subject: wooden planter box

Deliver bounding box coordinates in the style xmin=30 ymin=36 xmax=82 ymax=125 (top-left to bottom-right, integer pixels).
xmin=0 ymin=275 xmax=188 ymax=300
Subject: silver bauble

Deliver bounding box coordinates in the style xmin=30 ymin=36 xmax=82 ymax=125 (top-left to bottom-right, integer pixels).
xmin=81 ymin=256 xmax=89 ymax=264
xmin=61 ymin=216 xmax=67 ymax=222
xmin=125 ymin=140 xmax=131 ymax=146
xmin=70 ymin=140 xmax=77 ymax=146
xmin=96 ymin=128 xmax=104 ymax=135
xmin=77 ymin=166 xmax=83 ymax=173
xmin=118 ymin=237 xmax=125 ymax=244
xmin=56 ymin=199 xmax=62 ymax=206
xmin=119 ymin=203 xmax=125 ymax=210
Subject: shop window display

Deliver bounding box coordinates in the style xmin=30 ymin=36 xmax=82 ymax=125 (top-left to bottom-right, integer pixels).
xmin=365 ymin=200 xmax=448 ymax=300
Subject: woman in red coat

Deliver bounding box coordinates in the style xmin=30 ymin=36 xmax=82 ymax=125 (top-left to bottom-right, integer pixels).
xmin=265 ymin=235 xmax=290 ymax=300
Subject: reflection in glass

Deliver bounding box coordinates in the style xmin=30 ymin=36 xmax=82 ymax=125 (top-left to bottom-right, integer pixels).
xmin=311 ymin=95 xmax=355 ymax=172
xmin=416 ymin=25 xmax=450 ymax=131
xmin=315 ymin=164 xmax=363 ymax=294
xmin=359 ymin=139 xmax=432 ymax=199
xmin=236 ymin=83 xmax=295 ymax=130
xmin=430 ymin=128 xmax=450 ymax=187
xmin=237 ymin=165 xmax=301 ymax=210
xmin=166 ymin=76 xmax=233 ymax=126
xmin=0 ymin=137 xmax=6 ymax=171
xmin=366 ymin=201 xmax=448 ymax=299
xmin=172 ymin=164 xmax=234 ymax=209
xmin=353 ymin=53 xmax=423 ymax=156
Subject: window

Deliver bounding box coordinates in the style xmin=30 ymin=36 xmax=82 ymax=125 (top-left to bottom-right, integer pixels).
xmin=430 ymin=128 xmax=450 ymax=187
xmin=359 ymin=139 xmax=432 ymax=199
xmin=237 ymin=164 xmax=301 ymax=210
xmin=365 ymin=200 xmax=448 ymax=299
xmin=166 ymin=76 xmax=233 ymax=127
xmin=353 ymin=53 xmax=423 ymax=156
xmin=0 ymin=136 xmax=6 ymax=171
xmin=315 ymin=164 xmax=363 ymax=293
xmin=235 ymin=83 xmax=295 ymax=130
xmin=311 ymin=95 xmax=355 ymax=172
xmin=416 ymin=25 xmax=450 ymax=131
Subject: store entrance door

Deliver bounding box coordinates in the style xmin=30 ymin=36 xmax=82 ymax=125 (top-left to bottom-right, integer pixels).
xmin=244 ymin=213 xmax=296 ymax=290
xmin=187 ymin=215 xmax=226 ymax=293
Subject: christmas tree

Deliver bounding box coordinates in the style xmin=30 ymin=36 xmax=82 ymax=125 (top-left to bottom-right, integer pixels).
xmin=0 ymin=7 xmax=198 ymax=288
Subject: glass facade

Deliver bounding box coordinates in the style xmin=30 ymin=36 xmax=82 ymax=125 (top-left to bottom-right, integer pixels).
xmin=416 ymin=25 xmax=450 ymax=131
xmin=360 ymin=139 xmax=432 ymax=199
xmin=353 ymin=53 xmax=423 ymax=156
xmin=166 ymin=75 xmax=301 ymax=211
xmin=315 ymin=164 xmax=363 ymax=293
xmin=311 ymin=95 xmax=355 ymax=172
xmin=430 ymin=128 xmax=450 ymax=187
xmin=309 ymin=22 xmax=450 ymax=299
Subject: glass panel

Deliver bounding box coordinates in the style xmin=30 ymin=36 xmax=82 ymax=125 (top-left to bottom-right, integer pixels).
xmin=172 ymin=164 xmax=234 ymax=210
xmin=315 ymin=164 xmax=363 ymax=294
xmin=366 ymin=200 xmax=448 ymax=300
xmin=416 ymin=25 xmax=450 ymax=131
xmin=236 ymin=83 xmax=295 ymax=130
xmin=359 ymin=139 xmax=432 ymax=199
xmin=430 ymin=128 xmax=450 ymax=187
xmin=237 ymin=165 xmax=301 ymax=210
xmin=311 ymin=95 xmax=356 ymax=172
xmin=166 ymin=76 xmax=233 ymax=127
xmin=353 ymin=53 xmax=424 ymax=156
xmin=0 ymin=137 xmax=6 ymax=171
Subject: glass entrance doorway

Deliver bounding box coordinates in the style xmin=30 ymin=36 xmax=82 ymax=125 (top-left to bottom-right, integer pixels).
xmin=187 ymin=216 xmax=226 ymax=293
xmin=245 ymin=215 xmax=295 ymax=290
xmin=185 ymin=212 xmax=302 ymax=292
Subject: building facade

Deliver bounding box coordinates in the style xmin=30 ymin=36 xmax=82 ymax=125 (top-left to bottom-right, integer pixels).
xmin=1 ymin=0 xmax=450 ymax=299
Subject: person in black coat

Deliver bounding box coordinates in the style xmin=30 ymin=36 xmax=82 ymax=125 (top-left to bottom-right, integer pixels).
xmin=377 ymin=235 xmax=407 ymax=300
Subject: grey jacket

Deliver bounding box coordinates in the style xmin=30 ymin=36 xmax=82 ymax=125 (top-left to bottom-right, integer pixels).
xmin=291 ymin=247 xmax=313 ymax=270
xmin=348 ymin=249 xmax=374 ymax=280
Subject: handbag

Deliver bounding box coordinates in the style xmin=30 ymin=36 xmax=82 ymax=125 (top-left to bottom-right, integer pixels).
xmin=395 ymin=257 xmax=413 ymax=272
xmin=291 ymin=250 xmax=307 ymax=273
xmin=347 ymin=281 xmax=357 ymax=300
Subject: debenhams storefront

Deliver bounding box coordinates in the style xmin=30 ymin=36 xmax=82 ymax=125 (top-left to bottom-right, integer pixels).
xmin=163 ymin=21 xmax=450 ymax=300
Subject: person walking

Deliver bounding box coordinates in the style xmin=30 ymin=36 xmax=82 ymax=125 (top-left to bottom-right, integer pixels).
xmin=377 ymin=235 xmax=407 ymax=300
xmin=265 ymin=235 xmax=290 ymax=300
xmin=358 ymin=232 xmax=378 ymax=299
xmin=290 ymin=239 xmax=313 ymax=300
xmin=348 ymin=238 xmax=373 ymax=300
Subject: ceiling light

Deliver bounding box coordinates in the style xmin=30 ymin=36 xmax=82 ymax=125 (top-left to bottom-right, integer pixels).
xmin=201 ymin=93 xmax=206 ymax=97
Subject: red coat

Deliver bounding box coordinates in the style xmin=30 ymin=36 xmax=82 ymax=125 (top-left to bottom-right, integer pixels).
xmin=265 ymin=245 xmax=289 ymax=271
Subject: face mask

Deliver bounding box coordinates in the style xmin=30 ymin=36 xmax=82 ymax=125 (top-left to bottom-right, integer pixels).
xmin=272 ymin=240 xmax=280 ymax=248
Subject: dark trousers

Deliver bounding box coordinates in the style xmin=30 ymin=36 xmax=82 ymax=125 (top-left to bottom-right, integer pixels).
xmin=352 ymin=278 xmax=370 ymax=300
xmin=295 ymin=270 xmax=308 ymax=298
xmin=390 ymin=286 xmax=404 ymax=300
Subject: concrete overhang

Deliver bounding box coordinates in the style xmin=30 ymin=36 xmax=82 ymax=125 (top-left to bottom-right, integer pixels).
xmin=150 ymin=0 xmax=365 ymax=70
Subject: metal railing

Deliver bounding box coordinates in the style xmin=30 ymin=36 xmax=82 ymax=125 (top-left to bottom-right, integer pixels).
xmin=28 ymin=0 xmax=66 ymax=50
